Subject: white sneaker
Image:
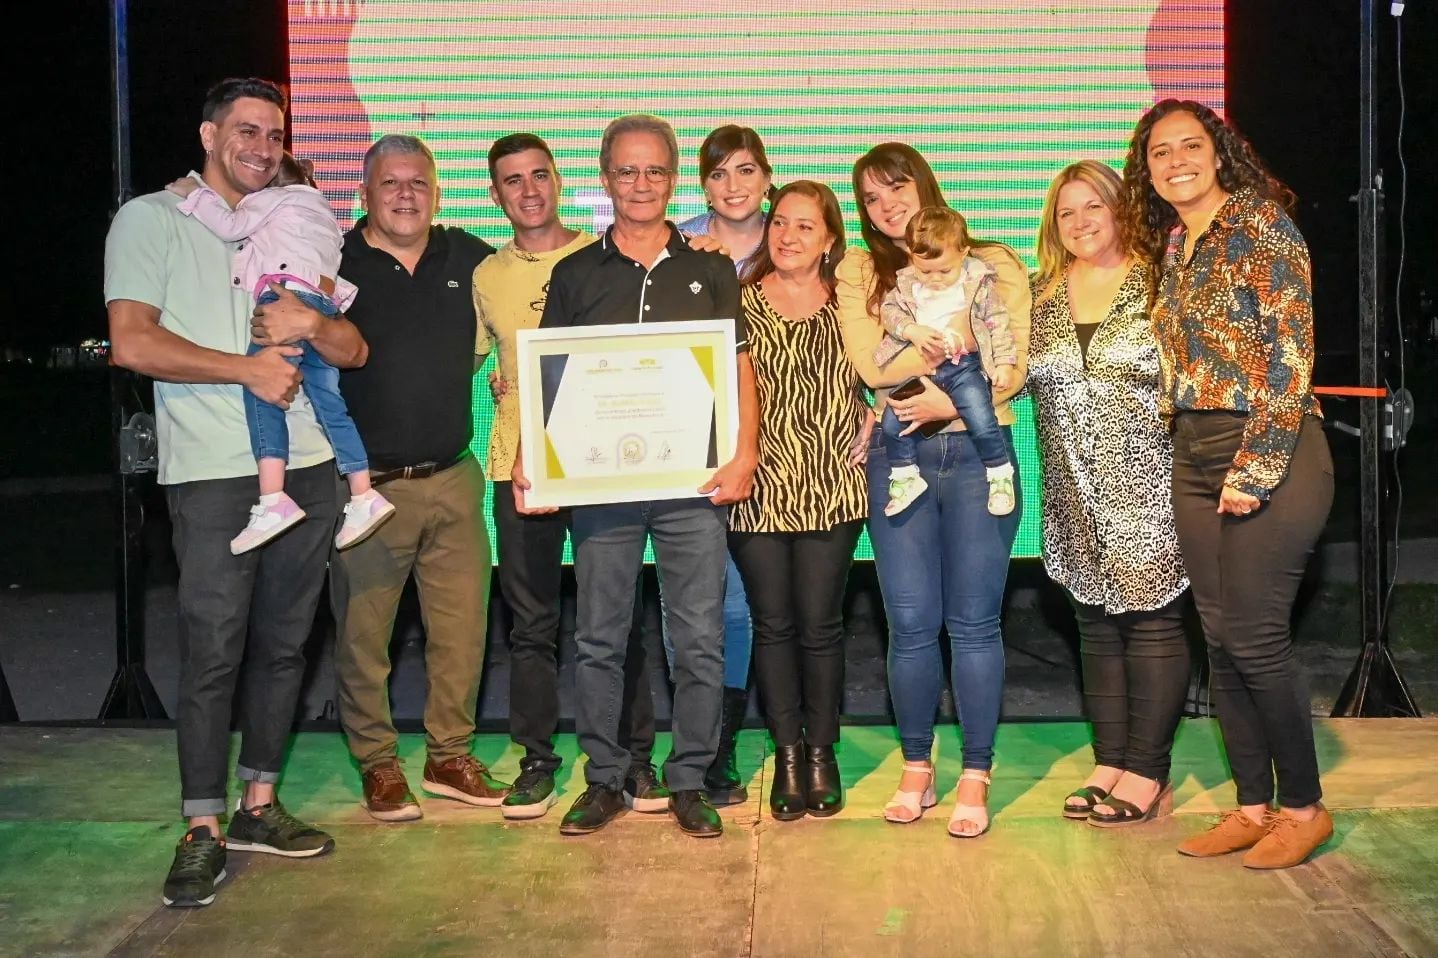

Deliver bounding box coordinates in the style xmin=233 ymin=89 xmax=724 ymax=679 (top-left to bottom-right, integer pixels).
xmin=335 ymin=490 xmax=396 ymax=550
xmin=883 ymin=473 xmax=929 ymax=517
xmin=987 ymin=476 xmax=1016 ymax=516
xmin=230 ymin=493 xmax=306 ymax=555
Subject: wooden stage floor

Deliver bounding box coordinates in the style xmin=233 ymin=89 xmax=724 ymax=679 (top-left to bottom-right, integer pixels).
xmin=2 ymin=719 xmax=1436 ymax=957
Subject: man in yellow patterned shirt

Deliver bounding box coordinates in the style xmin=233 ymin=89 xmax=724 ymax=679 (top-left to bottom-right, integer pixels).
xmin=473 ymin=134 xmax=660 ymax=820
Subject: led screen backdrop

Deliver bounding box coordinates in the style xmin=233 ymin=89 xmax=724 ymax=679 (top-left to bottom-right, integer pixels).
xmin=287 ymin=0 xmax=1224 ymax=561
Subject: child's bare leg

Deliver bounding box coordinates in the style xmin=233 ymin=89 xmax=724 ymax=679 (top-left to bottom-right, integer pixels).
xmin=346 ymin=469 xmax=373 ymax=496
xmin=258 ymin=457 xmax=286 ymax=497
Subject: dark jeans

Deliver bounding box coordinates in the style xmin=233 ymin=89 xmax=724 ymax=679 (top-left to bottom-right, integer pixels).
xmin=245 ymin=287 xmax=368 ymax=476
xmin=492 ymin=481 xmax=654 ymax=773
xmin=729 ymin=520 xmax=864 ymax=748
xmin=1171 ymin=412 xmax=1333 ymax=808
xmin=570 ymin=498 xmax=727 ymax=792
xmin=1072 ymin=593 xmax=1190 ymax=781
xmin=880 ymin=353 xmax=1009 ymax=469
xmin=166 ymin=461 xmax=342 ymax=817
xmin=868 ymin=426 xmax=1020 ymax=768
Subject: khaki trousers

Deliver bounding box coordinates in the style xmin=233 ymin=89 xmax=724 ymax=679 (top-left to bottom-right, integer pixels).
xmin=331 ymin=455 xmax=491 ymax=770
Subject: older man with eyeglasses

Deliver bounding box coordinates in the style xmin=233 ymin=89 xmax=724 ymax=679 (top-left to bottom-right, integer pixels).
xmin=512 ymin=113 xmax=759 ymax=838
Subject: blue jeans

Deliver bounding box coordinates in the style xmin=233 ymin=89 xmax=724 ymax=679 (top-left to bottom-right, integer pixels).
xmin=660 ymin=552 xmax=753 ymax=689
xmin=245 ymin=288 xmax=368 ymax=476
xmin=881 ymin=353 xmax=1009 ymax=470
xmin=867 ymin=426 xmax=1021 ymax=768
xmin=570 ymin=498 xmax=728 ymax=792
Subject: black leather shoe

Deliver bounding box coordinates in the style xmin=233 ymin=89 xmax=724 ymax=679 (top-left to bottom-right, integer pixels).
xmin=770 ymin=742 xmax=807 ymax=821
xmin=670 ymin=789 xmax=723 ymax=838
xmin=805 ymin=744 xmax=844 ymax=817
xmin=704 ymin=686 xmax=749 ymax=806
xmin=623 ymin=763 xmax=671 ymax=813
xmin=558 ymin=783 xmax=625 ymax=835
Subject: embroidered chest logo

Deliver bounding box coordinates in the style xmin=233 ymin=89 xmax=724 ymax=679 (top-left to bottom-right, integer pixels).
xmin=689 ymin=281 xmax=702 ymax=295
xmin=447 ymin=280 xmax=460 ymax=288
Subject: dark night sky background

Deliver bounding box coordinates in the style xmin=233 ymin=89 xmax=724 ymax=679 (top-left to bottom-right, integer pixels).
xmin=10 ymin=0 xmax=1436 ymax=390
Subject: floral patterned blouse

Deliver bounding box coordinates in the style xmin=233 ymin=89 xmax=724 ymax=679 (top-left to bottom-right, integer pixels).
xmin=1153 ymin=188 xmax=1322 ymax=499
xmin=1028 ymin=264 xmax=1187 ymax=613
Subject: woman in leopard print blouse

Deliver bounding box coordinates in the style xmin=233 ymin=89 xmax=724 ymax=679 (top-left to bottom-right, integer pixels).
xmin=1028 ymin=160 xmax=1190 ymax=829
xmin=1125 ymin=99 xmax=1334 ymax=870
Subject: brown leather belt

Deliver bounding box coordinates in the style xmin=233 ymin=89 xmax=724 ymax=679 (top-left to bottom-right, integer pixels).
xmin=369 ymin=450 xmax=468 ymax=486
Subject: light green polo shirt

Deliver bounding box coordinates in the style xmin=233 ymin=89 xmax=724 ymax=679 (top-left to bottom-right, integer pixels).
xmin=103 ymin=174 xmax=333 ymax=485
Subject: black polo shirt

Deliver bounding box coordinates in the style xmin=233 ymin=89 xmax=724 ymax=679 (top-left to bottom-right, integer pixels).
xmin=540 ymin=223 xmax=746 ymax=348
xmin=337 ymin=219 xmax=495 ymax=467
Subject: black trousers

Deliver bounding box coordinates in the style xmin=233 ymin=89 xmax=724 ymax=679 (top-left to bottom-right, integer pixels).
xmin=728 ymin=520 xmax=865 ymax=748
xmin=166 ymin=461 xmax=342 ymax=817
xmin=1171 ymin=412 xmax=1332 ymax=808
xmin=1072 ymin=593 xmax=1190 ymax=781
xmin=492 ymin=481 xmax=653 ymax=773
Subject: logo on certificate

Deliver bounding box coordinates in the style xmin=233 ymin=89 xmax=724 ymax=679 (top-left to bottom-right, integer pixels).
xmin=619 ymin=434 xmax=647 ymax=466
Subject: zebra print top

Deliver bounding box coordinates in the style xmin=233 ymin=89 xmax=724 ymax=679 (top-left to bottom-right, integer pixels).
xmin=730 ymin=284 xmax=870 ymax=533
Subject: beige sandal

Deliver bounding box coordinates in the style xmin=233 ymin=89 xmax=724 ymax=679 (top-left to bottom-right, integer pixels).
xmin=883 ymin=762 xmax=937 ymax=824
xmin=948 ymin=769 xmax=991 ymax=838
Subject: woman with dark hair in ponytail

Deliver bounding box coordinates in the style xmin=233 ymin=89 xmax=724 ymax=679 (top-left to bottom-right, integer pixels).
xmin=1123 ymin=99 xmax=1334 ymax=869
xmin=655 ymin=125 xmax=774 ymax=806
xmin=679 ymin=124 xmax=777 ymax=273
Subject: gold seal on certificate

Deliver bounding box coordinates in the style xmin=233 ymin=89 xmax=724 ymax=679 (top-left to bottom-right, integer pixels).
xmin=516 ymin=320 xmax=739 ymax=508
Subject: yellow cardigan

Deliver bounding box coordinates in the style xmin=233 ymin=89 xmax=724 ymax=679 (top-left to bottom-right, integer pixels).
xmin=834 ymin=243 xmax=1032 ymax=429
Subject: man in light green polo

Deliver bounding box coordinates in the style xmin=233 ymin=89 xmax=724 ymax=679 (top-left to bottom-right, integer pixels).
xmin=104 ymin=76 xmax=367 ymax=908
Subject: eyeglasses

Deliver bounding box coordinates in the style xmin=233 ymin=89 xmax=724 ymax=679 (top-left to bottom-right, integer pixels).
xmin=609 ymin=166 xmax=674 ymax=185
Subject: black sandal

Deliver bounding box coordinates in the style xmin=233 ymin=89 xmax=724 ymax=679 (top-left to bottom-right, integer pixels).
xmin=1062 ymin=785 xmax=1109 ymax=820
xmin=1087 ymin=781 xmax=1173 ymax=828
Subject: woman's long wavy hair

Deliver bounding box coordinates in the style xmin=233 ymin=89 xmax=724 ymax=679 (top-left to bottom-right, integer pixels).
xmin=1033 ymin=160 xmax=1138 ymax=306
xmin=1121 ymin=99 xmax=1296 ymax=264
xmin=852 ymin=143 xmax=1014 ymax=315
xmin=739 ymin=180 xmax=845 ymax=295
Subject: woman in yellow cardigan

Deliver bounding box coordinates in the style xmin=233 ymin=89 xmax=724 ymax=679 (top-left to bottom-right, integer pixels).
xmin=835 ymin=143 xmax=1031 ymax=838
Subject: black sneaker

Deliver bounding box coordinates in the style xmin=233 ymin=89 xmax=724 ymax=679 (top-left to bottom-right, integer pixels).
xmin=502 ymin=764 xmax=558 ymax=820
xmin=623 ymin=763 xmax=671 ymax=813
xmin=558 ymin=783 xmax=626 ymax=835
xmin=226 ymin=801 xmax=335 ymax=858
xmin=162 ymin=825 xmax=227 ymax=907
xmin=670 ymin=789 xmax=724 ymax=838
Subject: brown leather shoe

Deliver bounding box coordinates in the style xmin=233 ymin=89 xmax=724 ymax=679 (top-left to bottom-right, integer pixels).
xmin=361 ymin=759 xmax=422 ymax=822
xmin=1243 ymin=805 xmax=1334 ymax=869
xmin=421 ymin=755 xmax=510 ymax=807
xmin=1177 ymin=809 xmax=1268 ymax=857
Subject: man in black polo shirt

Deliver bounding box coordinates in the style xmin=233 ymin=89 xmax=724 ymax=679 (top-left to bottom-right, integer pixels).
xmin=325 ymin=134 xmax=509 ymax=820
xmin=516 ymin=114 xmax=759 ymax=838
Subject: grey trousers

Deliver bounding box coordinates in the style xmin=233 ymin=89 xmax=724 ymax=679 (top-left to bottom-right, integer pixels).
xmin=570 ymin=498 xmax=727 ymax=792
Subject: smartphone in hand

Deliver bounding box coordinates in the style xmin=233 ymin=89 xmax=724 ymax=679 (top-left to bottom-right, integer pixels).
xmin=887 ymin=376 xmax=950 ymax=439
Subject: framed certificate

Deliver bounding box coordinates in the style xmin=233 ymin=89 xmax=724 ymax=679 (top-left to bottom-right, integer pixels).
xmin=516 ymin=320 xmax=739 ymax=508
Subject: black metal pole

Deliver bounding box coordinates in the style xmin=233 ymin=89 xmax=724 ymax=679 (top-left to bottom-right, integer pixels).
xmin=1332 ymin=0 xmax=1419 ymax=718
xmin=100 ymin=0 xmax=166 ymax=721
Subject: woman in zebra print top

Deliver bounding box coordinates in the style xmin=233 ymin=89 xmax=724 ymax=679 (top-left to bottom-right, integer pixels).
xmin=729 ymin=181 xmax=870 ymax=821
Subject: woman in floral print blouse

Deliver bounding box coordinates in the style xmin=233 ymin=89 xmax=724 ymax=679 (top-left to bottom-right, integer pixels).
xmin=1123 ymin=99 xmax=1334 ymax=870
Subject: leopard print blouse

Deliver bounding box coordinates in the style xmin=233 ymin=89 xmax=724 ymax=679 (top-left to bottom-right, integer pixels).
xmin=1027 ymin=263 xmax=1188 ymax=613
